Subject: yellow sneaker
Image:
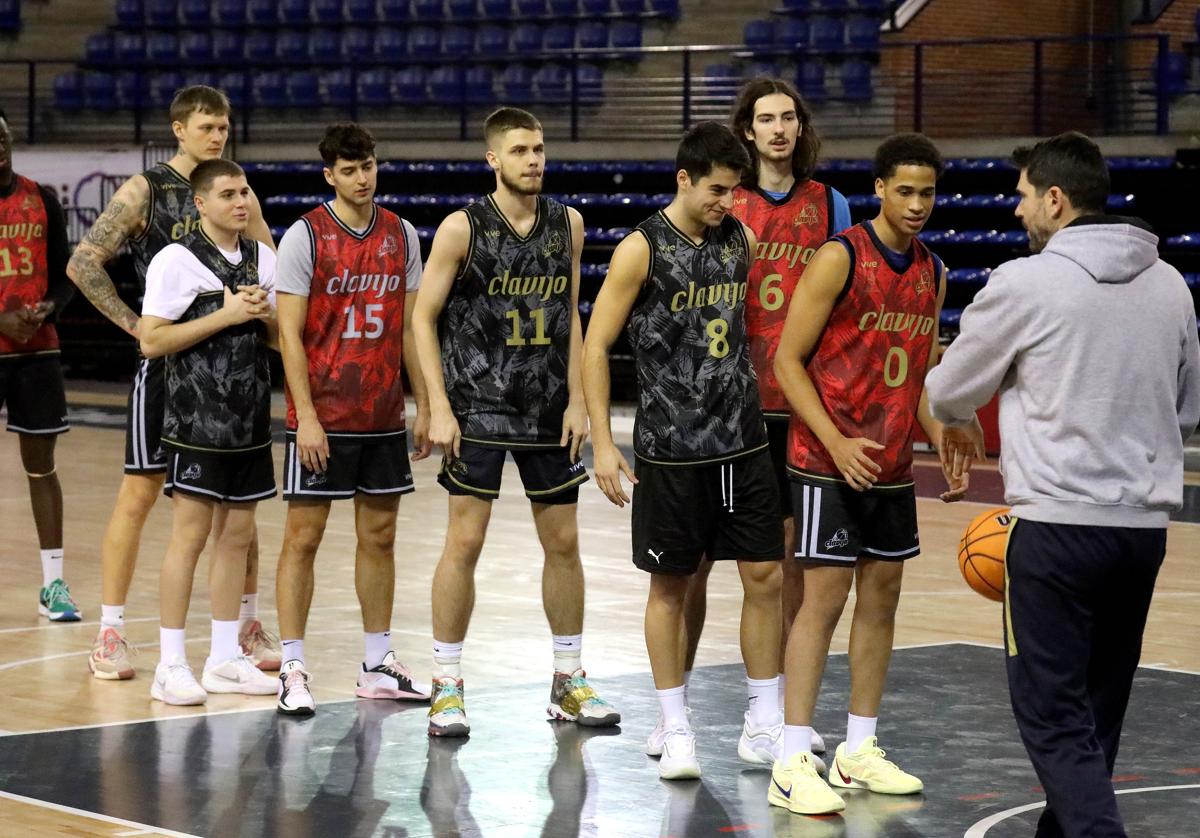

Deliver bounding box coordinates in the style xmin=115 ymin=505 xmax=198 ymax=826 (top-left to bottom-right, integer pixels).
xmin=768 ymin=752 xmax=845 ymax=815
xmin=829 ymin=736 xmax=923 ymax=794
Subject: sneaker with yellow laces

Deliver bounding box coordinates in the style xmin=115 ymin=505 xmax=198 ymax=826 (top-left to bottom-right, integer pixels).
xmin=428 ymin=676 xmax=470 ymax=738
xmin=828 ymin=736 xmax=923 ymax=794
xmin=547 ymin=669 xmax=620 ymax=727
xmin=768 ymin=752 xmax=845 ymax=815
xmin=239 ymin=619 xmax=282 ymax=671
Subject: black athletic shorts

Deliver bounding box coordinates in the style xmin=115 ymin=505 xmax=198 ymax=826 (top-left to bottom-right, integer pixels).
xmin=163 ymin=446 xmax=276 ymax=504
xmin=282 ymin=430 xmax=415 ymax=501
xmin=125 ymin=357 xmax=167 ymax=474
xmin=765 ymin=418 xmax=792 ymax=516
xmin=0 ymin=354 xmax=68 ymax=435
xmin=438 ymin=440 xmax=588 ymax=505
xmin=789 ymin=473 xmax=920 ymax=566
xmin=632 ymin=446 xmax=784 ymax=575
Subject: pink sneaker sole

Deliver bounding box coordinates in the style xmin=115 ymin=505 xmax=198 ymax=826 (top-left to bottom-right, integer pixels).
xmin=355 ymin=685 xmax=430 ymax=701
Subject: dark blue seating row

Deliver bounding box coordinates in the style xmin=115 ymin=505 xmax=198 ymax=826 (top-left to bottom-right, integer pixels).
xmin=745 ymin=14 xmax=880 ymax=52
xmin=115 ymin=0 xmax=679 ymax=27
xmin=778 ymin=0 xmax=887 ymax=13
xmin=0 ymin=0 xmax=19 ymax=34
xmin=703 ymin=60 xmax=874 ymax=104
xmin=85 ymin=21 xmax=642 ymax=65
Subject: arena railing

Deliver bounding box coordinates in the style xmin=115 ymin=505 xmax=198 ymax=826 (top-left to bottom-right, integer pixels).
xmin=2 ymin=31 xmax=1173 ymax=145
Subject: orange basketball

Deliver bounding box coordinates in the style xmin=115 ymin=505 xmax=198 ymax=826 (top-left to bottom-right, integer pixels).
xmin=957 ymin=507 xmax=1013 ymax=602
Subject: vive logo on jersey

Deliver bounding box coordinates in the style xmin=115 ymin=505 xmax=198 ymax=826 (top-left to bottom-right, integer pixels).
xmin=487 ymin=270 xmax=568 ymax=302
xmin=171 ymin=213 xmax=201 ymax=241
xmin=793 ymin=203 xmax=820 ymax=226
xmin=915 ymin=269 xmax=934 ymax=296
xmin=569 ymin=460 xmax=584 ymax=473
xmin=181 ymin=462 xmax=202 ymax=480
xmin=861 ymin=260 xmax=879 ymax=270
xmin=825 ymin=528 xmax=849 ymax=550
xmin=377 ymin=233 xmax=398 ymax=258
xmin=540 ymin=230 xmax=566 ymax=258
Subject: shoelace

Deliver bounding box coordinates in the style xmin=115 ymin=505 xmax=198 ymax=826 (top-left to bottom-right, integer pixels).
xmin=284 ymin=668 xmax=310 ymax=690
xmin=432 ymin=682 xmax=464 ymax=716
xmin=164 ymin=661 xmax=198 ymax=686
xmin=101 ymin=631 xmax=137 ymax=659
xmin=381 ymin=661 xmax=415 ymax=681
xmin=244 ymin=624 xmax=280 ymax=649
xmin=567 ymin=674 xmax=612 ymax=708
xmin=47 ymin=582 xmax=76 ymax=609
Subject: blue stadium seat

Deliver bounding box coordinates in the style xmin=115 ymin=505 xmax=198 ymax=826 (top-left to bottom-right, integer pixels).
xmin=610 ymin=20 xmax=641 ymax=50
xmin=798 ymin=59 xmax=826 ymax=100
xmin=481 ymin=0 xmax=511 ymax=17
xmin=183 ymin=70 xmax=217 ymax=89
xmin=114 ymin=32 xmax=144 ymax=64
xmin=321 ymin=68 xmax=353 ymax=104
xmin=580 ymin=0 xmax=609 ymax=14
xmin=394 ymin=66 xmax=428 ymax=103
xmin=374 ymin=27 xmax=407 ymax=58
xmin=1156 ymin=51 xmax=1189 ymax=96
xmin=577 ymin=21 xmax=607 ymax=50
xmin=413 ymin=0 xmax=444 ymax=20
xmin=840 ymin=58 xmax=871 ymax=101
xmin=248 ymin=0 xmax=277 ymax=23
xmin=380 ymin=0 xmax=410 ymax=20
xmin=501 ymin=64 xmax=534 ymax=101
xmin=347 ymin=0 xmax=377 ymax=22
xmin=448 ymin=0 xmax=477 ymax=18
xmin=776 ymin=18 xmax=809 ymax=49
xmin=357 ymin=69 xmax=391 ymax=105
xmin=54 ymin=72 xmax=84 ymax=111
xmin=310 ymin=30 xmax=340 ymax=61
xmin=287 ymin=71 xmax=321 ymax=106
xmin=85 ymin=33 xmax=116 ymax=65
xmin=408 ymin=26 xmax=441 ymax=57
xmin=443 ymin=26 xmax=473 ymax=56
xmin=549 ymin=0 xmax=577 ymax=14
xmin=616 ymin=0 xmax=643 ymax=14
xmin=745 ymin=61 xmax=780 ymax=80
xmin=213 ymin=31 xmax=244 ymax=60
xmin=115 ymin=0 xmax=143 ymax=27
xmin=218 ymin=71 xmax=247 ymax=107
xmin=342 ymin=27 xmax=372 ymax=58
xmin=180 ymin=32 xmax=213 ymax=62
xmin=84 ymin=73 xmax=117 ymax=110
xmin=254 ymin=71 xmax=288 ymax=107
xmin=744 ymin=20 xmax=773 ymax=49
xmin=180 ymin=0 xmax=210 ymax=25
xmin=466 ymin=66 xmax=496 ymax=103
xmin=534 ymin=63 xmax=569 ymax=100
xmin=146 ymin=0 xmax=177 ymax=26
xmin=648 ymin=0 xmax=678 ymax=17
xmin=545 ymin=23 xmax=575 ymax=51
xmin=429 ymin=65 xmax=466 ymax=101
xmin=151 ymin=71 xmax=185 ymax=107
xmin=476 ymin=25 xmax=509 ymax=56
xmin=215 ymin=0 xmax=247 ymax=25
xmin=116 ymin=71 xmax=149 ymax=108
xmin=512 ymin=24 xmax=543 ymax=52
xmin=700 ymin=62 xmax=738 ymax=92
xmin=578 ymin=62 xmax=604 ymax=102
xmin=244 ymin=31 xmax=276 ymax=61
xmin=276 ymin=30 xmax=309 ymax=62
xmin=811 ymin=17 xmax=844 ymax=51
xmin=815 ymin=0 xmax=848 ymax=10
xmin=146 ymin=33 xmax=178 ymax=63
xmin=845 ymin=15 xmax=879 ymax=50
xmin=280 ymin=0 xmax=310 ymax=24
xmin=314 ymin=0 xmax=343 ymax=23
xmin=516 ymin=0 xmax=546 ymax=14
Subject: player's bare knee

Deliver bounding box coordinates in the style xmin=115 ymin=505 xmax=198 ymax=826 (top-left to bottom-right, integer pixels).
xmin=118 ymin=474 xmax=163 ymax=515
xmin=738 ymin=559 xmax=783 ymax=598
xmin=18 ymin=434 xmax=56 ymax=475
xmin=538 ymin=529 xmax=579 ymax=563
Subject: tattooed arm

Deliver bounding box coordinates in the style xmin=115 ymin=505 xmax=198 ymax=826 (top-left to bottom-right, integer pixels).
xmin=66 ymin=174 xmax=150 ymax=338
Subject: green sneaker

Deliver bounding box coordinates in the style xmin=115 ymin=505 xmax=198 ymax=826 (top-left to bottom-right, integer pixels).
xmin=38 ymin=578 xmax=81 ymax=622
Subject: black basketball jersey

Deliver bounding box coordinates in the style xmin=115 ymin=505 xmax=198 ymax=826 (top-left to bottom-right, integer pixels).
xmin=439 ymin=194 xmax=573 ymax=447
xmin=162 ymin=230 xmax=272 ymax=454
xmin=626 ymin=211 xmax=767 ymax=464
xmin=130 ymin=163 xmax=199 ymax=290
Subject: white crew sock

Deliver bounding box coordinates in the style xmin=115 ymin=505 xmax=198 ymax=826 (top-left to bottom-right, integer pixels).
xmin=238 ymin=593 xmax=258 ymax=631
xmin=433 ymin=638 xmax=463 ymax=679
xmin=159 ymin=627 xmax=187 ymax=663
xmin=364 ymin=631 xmax=391 ymax=669
xmin=40 ymin=548 xmax=63 ymax=587
xmin=101 ymin=604 xmax=125 ymax=629
xmin=846 ymin=713 xmax=878 ymax=753
xmin=783 ymin=724 xmax=814 ymax=761
xmin=746 ymin=675 xmax=781 ymax=727
xmin=656 ymin=684 xmax=688 ymax=731
xmin=281 ymin=639 xmax=305 ymax=666
xmin=210 ymin=619 xmax=240 ymax=663
xmin=552 ymin=633 xmax=583 ymax=674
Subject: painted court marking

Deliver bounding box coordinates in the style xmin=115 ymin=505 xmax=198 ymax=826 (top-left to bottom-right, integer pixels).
xmin=963 ymin=784 xmax=1200 ymax=837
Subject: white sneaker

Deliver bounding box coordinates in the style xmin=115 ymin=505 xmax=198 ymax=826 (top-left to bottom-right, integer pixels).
xmin=150 ymin=656 xmax=207 ymax=706
xmin=658 ymin=728 xmax=701 ymax=780
xmin=646 ymin=707 xmax=692 ymax=756
xmin=202 ymin=653 xmax=278 ymax=695
xmin=356 ymin=651 xmax=431 ymax=701
xmin=738 ymin=711 xmax=783 ymax=765
xmin=276 ymin=659 xmax=315 ymax=716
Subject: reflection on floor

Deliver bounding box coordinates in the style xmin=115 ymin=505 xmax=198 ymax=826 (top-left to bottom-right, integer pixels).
xmin=0 ymin=644 xmax=1197 ymax=837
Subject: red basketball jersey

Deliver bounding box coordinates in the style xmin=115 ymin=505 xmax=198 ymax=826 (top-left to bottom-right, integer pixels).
xmin=788 ymin=221 xmax=940 ymax=485
xmin=0 ymin=176 xmax=56 ymax=357
xmin=731 ymin=180 xmax=833 ymax=416
xmin=285 ymin=204 xmax=410 ymax=434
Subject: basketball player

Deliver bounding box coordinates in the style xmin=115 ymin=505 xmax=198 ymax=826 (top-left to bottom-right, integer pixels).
xmin=583 ymin=122 xmax=784 ymax=780
xmin=680 ymin=77 xmax=853 ymax=761
xmin=412 ymin=107 xmax=618 ymax=737
xmin=928 ymin=132 xmax=1200 ymax=838
xmin=768 ymin=134 xmax=976 ymax=814
xmin=273 ymin=123 xmax=430 ymax=716
xmin=0 ymin=108 xmax=78 ymax=621
xmin=67 ymin=86 xmax=279 ymax=680
xmin=139 ymin=159 xmax=278 ymax=704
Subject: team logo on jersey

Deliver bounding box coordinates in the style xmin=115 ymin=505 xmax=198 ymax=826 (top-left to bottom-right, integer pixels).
xmin=915 ymin=269 xmax=934 ymax=296
xmin=377 ymin=234 xmax=399 ymax=258
xmin=304 ymin=472 xmax=327 ymax=488
xmin=449 ymin=458 xmax=469 ymax=478
xmin=718 ymin=239 xmax=742 ymax=265
xmin=181 ymin=463 xmax=202 ymax=480
xmin=793 ymin=203 xmax=820 ymax=226
xmin=825 ymin=528 xmax=849 ymax=550
xmin=541 ymin=231 xmax=566 ymax=258
xmin=245 ymin=262 xmax=259 ymax=283
xmin=21 ymin=193 xmax=39 ymax=212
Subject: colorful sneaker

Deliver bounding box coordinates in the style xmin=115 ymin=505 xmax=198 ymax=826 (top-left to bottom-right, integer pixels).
xmin=150 ymin=656 xmax=207 ymax=706
xmin=89 ymin=626 xmax=136 ymax=680
xmin=768 ymin=752 xmax=845 ymax=815
xmin=356 ymin=651 xmax=431 ymax=701
xmin=201 ymin=654 xmax=278 ymax=695
xmin=428 ymin=677 xmax=470 ymax=737
xmin=658 ymin=728 xmax=701 ymax=780
xmin=829 ymin=736 xmax=923 ymax=794
xmin=277 ymin=659 xmax=316 ymax=716
xmin=239 ymin=620 xmax=282 ymax=671
xmin=547 ymin=669 xmax=620 ymax=727
xmin=646 ymin=707 xmax=692 ymax=756
xmin=38 ymin=578 xmax=81 ymax=622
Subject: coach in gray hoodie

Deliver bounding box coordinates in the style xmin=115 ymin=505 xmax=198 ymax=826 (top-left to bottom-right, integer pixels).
xmin=926 ymin=132 xmax=1200 ymax=838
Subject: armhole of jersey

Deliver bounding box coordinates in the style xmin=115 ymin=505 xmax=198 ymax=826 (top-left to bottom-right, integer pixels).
xmin=636 ymin=227 xmax=654 ymax=288
xmin=132 ymin=174 xmax=153 ymax=244
xmin=930 ymin=249 xmax=944 ymax=296
xmin=832 ymin=236 xmax=854 ymax=305
xmin=455 ymin=210 xmax=474 ymax=283
xmin=824 ymin=185 xmax=836 ymax=238
xmin=300 ymin=216 xmax=316 ymax=268
xmin=734 ymin=219 xmax=751 ymax=266
xmin=563 ymin=206 xmax=574 ymax=258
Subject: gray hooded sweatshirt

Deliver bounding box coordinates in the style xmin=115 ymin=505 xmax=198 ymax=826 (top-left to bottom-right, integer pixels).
xmin=926 ymin=216 xmax=1200 ymax=528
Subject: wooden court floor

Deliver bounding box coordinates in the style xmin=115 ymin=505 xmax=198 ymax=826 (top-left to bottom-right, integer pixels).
xmin=0 ymin=391 xmax=1197 ymax=834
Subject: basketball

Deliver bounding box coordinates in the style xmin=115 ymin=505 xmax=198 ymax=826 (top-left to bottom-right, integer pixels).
xmin=957 ymin=507 xmax=1013 ymax=602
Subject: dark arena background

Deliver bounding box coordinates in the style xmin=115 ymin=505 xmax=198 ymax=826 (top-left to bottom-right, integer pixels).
xmin=0 ymin=0 xmax=1198 ymax=835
